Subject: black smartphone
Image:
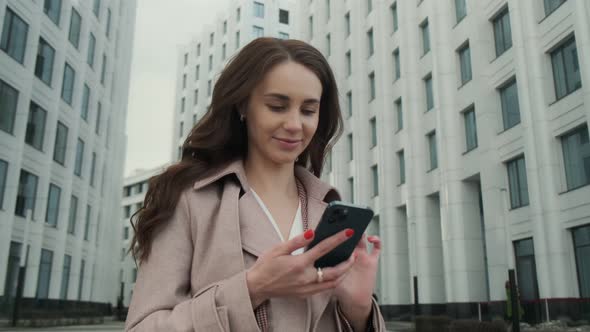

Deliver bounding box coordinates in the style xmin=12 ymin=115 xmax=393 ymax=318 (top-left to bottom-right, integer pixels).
xmin=306 ymin=201 xmax=374 ymax=268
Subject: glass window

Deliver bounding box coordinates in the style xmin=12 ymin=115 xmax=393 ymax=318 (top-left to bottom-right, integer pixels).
xmin=572 ymin=225 xmax=590 ymax=297
xmin=345 ymin=12 xmax=350 ymax=37
xmin=60 ymin=254 xmax=71 ymax=299
xmin=180 ymin=97 xmax=185 ymax=113
xmin=223 ymin=20 xmax=227 ymax=34
xmin=513 ymin=238 xmax=539 ymax=300
xmin=421 ymin=19 xmax=430 ymax=55
xmin=500 ymin=79 xmax=520 ymax=130
xmin=92 ymin=0 xmax=100 ymax=17
xmin=367 ymin=28 xmax=374 ymax=56
xmin=100 ymin=54 xmax=107 ymax=85
xmin=44 ymin=0 xmax=62 ymax=26
xmin=36 ymin=249 xmax=53 ymax=299
xmin=182 ymin=74 xmax=187 ymax=88
xmin=309 ymin=16 xmax=313 ymax=39
xmin=346 ymin=91 xmax=352 ymax=118
xmin=61 ymin=63 xmax=75 ymax=105
xmin=428 ymin=131 xmax=438 ymax=170
xmin=193 ymin=114 xmax=197 ymax=125
xmin=95 ymin=102 xmax=101 ymax=134
xmin=507 ymin=156 xmax=529 ymax=209
xmin=222 ymin=43 xmax=226 ymax=60
xmin=544 ymin=0 xmax=566 ymax=16
xmin=15 ymin=169 xmax=38 ymax=217
xmin=0 ymin=8 xmax=29 ymax=64
xmin=68 ymin=195 xmax=78 ymax=234
xmin=279 ymin=32 xmax=289 ymax=40
xmin=369 ymin=72 xmax=376 ymax=101
xmin=1 ymin=79 xmax=19 ymax=135
xmin=124 ymin=205 xmax=131 ymax=218
xmin=132 ymin=268 xmax=138 ymax=283
xmin=398 ymin=150 xmax=405 ymax=184
xmin=87 ymin=33 xmax=96 ymax=68
xmin=90 ymin=152 xmax=97 ymax=187
xmin=459 ymin=43 xmax=472 ymax=84
xmin=74 ymin=138 xmax=85 ymax=177
xmin=106 ymin=8 xmax=112 ymax=38
xmin=551 ymin=36 xmax=582 ymax=100
xmin=325 ymin=0 xmax=330 ymax=20
xmin=254 ymin=1 xmax=265 ymax=18
xmin=194 ymin=89 xmax=198 ymax=105
xmin=35 ymin=38 xmax=56 ymax=86
xmin=393 ymin=49 xmax=400 ymax=80
xmin=367 ymin=0 xmax=373 ymax=14
xmin=370 ymin=117 xmax=377 ymax=148
xmin=347 ymin=133 xmax=353 ymax=161
xmin=68 ymin=8 xmax=81 ymax=49
xmin=326 ymin=34 xmax=331 ymax=56
xmin=208 ymin=55 xmax=213 ymax=71
xmin=208 ymin=80 xmax=212 ymax=96
xmin=4 ymin=241 xmax=22 ymax=298
xmin=196 ymin=43 xmax=201 ymax=56
xmin=464 ymin=108 xmax=478 ymax=151
xmin=561 ymin=125 xmax=590 ymax=190
xmin=348 ymin=177 xmax=354 ymax=203
xmin=237 ymin=7 xmax=241 ymax=22
xmin=493 ymin=8 xmax=512 ymax=57
xmin=0 ymin=159 xmax=7 ymax=209
xmin=53 ymin=122 xmax=68 ymax=165
xmin=279 ymin=9 xmax=289 ymax=24
xmin=253 ymin=25 xmax=264 ymax=38
xmin=396 ymin=98 xmax=403 ymax=131
xmin=455 ymin=0 xmax=467 ymax=22
xmin=124 ymin=226 xmax=129 ymax=240
xmin=391 ymin=3 xmax=398 ymax=32
xmin=179 ymin=121 xmax=184 ymax=138
xmin=46 ymin=183 xmax=61 ymax=226
xmin=195 ymin=65 xmax=200 ymax=80
xmin=84 ymin=205 xmax=91 ymax=240
xmin=236 ymin=31 xmax=240 ymax=48
xmin=346 ymin=51 xmax=351 ymax=76
xmin=25 ymin=102 xmax=47 ymax=151
xmin=371 ymin=165 xmax=379 ymax=197
xmin=78 ymin=259 xmax=85 ymax=300
xmin=425 ymin=74 xmax=434 ymax=111
xmin=81 ymin=84 xmax=90 ymax=121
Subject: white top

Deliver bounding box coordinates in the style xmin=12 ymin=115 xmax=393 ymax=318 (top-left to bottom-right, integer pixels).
xmin=251 ymin=189 xmax=304 ymax=255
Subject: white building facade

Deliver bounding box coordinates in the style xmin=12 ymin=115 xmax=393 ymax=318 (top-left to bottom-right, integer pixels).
xmin=0 ymin=0 xmax=137 ymax=311
xmin=171 ymin=0 xmax=298 ymax=161
xmin=300 ymin=0 xmax=590 ymax=320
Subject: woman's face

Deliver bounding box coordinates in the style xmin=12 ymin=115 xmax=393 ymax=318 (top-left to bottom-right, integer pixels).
xmin=244 ymin=61 xmax=322 ymax=166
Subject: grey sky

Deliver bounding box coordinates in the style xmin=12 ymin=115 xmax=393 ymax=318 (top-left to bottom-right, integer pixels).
xmin=124 ymin=0 xmax=231 ymax=176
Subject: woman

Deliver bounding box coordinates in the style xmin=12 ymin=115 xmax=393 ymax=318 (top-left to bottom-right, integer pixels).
xmin=125 ymin=38 xmax=386 ymax=332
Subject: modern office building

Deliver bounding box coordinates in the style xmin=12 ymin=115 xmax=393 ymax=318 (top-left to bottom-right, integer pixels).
xmin=300 ymin=0 xmax=589 ymax=320
xmin=171 ymin=0 xmax=298 ymax=161
xmin=0 ymin=0 xmax=137 ymax=313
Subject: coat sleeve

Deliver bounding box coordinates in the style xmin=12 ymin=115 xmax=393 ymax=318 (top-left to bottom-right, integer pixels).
xmin=334 ymin=298 xmax=386 ymax=332
xmin=124 ymin=192 xmax=261 ymax=332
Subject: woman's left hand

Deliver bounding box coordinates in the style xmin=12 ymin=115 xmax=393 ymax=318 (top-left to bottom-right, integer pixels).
xmin=333 ymin=234 xmax=382 ymax=311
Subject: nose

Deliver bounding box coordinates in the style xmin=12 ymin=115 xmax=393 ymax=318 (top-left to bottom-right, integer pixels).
xmin=283 ymin=108 xmax=303 ymax=132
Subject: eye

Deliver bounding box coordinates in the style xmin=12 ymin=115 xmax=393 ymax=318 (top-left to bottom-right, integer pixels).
xmin=268 ymin=105 xmax=286 ymax=112
xmin=302 ymin=109 xmax=317 ymax=115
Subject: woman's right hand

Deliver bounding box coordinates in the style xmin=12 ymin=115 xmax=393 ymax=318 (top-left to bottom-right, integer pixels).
xmin=245 ymin=228 xmax=356 ymax=308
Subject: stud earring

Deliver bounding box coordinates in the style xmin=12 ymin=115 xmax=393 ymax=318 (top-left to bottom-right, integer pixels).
xmin=240 ymin=114 xmax=245 ymax=122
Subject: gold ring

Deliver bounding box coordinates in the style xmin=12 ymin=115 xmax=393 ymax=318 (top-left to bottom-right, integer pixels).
xmin=317 ymin=267 xmax=324 ymax=283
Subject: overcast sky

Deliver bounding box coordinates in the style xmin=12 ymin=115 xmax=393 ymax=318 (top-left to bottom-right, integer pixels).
xmin=124 ymin=0 xmax=231 ymax=176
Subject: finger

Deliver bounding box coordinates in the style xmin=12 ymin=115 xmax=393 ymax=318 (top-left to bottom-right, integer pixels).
xmin=274 ymin=229 xmax=315 ymax=256
xmin=321 ymin=252 xmax=356 ymax=281
xmin=297 ymin=272 xmax=347 ymax=296
xmin=356 ymin=233 xmax=368 ymax=250
xmin=367 ymin=236 xmax=382 ymax=257
xmin=303 ymin=228 xmax=354 ymax=263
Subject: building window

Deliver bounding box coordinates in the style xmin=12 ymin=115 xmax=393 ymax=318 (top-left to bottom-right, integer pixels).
xmin=367 ymin=28 xmax=374 ymax=57
xmin=345 ymin=12 xmax=350 ymax=37
xmin=347 ymin=133 xmax=353 ymax=161
xmin=46 ymin=183 xmax=61 ymax=227
xmin=455 ymin=0 xmax=467 ymax=23
xmin=544 ymin=0 xmax=566 ymax=16
xmin=326 ymin=0 xmax=330 ymax=20
xmin=68 ymin=8 xmax=81 ymax=49
xmin=132 ymin=268 xmax=138 ymax=283
xmin=180 ymin=97 xmax=185 ymax=113
xmin=398 ymin=150 xmax=405 ymax=184
xmin=74 ymin=138 xmax=85 ymax=177
xmin=551 ymin=36 xmax=581 ymax=100
xmin=193 ymin=114 xmax=197 ymax=125
xmin=100 ymin=54 xmax=107 ymax=85
xmin=369 ymin=72 xmax=376 ymax=101
xmin=90 ymin=152 xmax=97 ymax=187
xmin=493 ymin=8 xmax=512 ymax=57
xmin=25 ymin=102 xmax=47 ymax=151
xmin=393 ymin=48 xmax=400 ymax=80
xmin=500 ymin=79 xmax=520 ymax=130
xmin=425 ymin=74 xmax=434 ymax=111
xmin=458 ymin=43 xmax=472 ymax=84
xmin=222 ymin=43 xmax=226 ymax=60
xmin=61 ymin=63 xmax=75 ymax=105
xmin=561 ymin=125 xmax=589 ymax=191
xmin=81 ymin=84 xmax=90 ymax=121
xmin=421 ymin=19 xmax=430 ymax=55
xmin=124 ymin=226 xmax=129 ymax=240
xmin=237 ymin=7 xmax=241 ymax=22
xmin=253 ymin=25 xmax=264 ymax=38
xmin=346 ymin=91 xmax=352 ymax=118
xmin=36 ymin=249 xmax=53 ymax=299
xmin=208 ymin=55 xmax=213 ymax=71
xmin=236 ymin=31 xmax=241 ymax=48
xmin=427 ymin=131 xmax=438 ymax=171
xmin=35 ymin=38 xmax=56 ymax=86
xmin=92 ymin=0 xmax=100 ymax=17
xmin=207 ymin=80 xmax=212 ymax=96
xmin=53 ymin=122 xmax=68 ymax=165
xmin=223 ymin=20 xmax=227 ymax=34
xmin=68 ymin=195 xmax=78 ymax=234
xmin=60 ymin=254 xmax=71 ymax=299
xmin=391 ymin=2 xmax=398 ymax=32
xmin=106 ymin=8 xmax=112 ymax=38
xmin=371 ymin=165 xmax=379 ymax=197
xmin=346 ymin=51 xmax=351 ymax=76
xmin=513 ymin=238 xmax=539 ymax=300
xmin=183 ymin=53 xmax=188 ymax=66
xmin=84 ymin=205 xmax=91 ymax=240
xmin=179 ymin=121 xmax=184 ymax=138
xmin=1 ymin=8 xmax=29 ymax=64
xmin=367 ymin=0 xmax=373 ymax=14
xmin=507 ymin=156 xmax=529 ymax=209
xmin=396 ymin=98 xmax=403 ymax=131
xmin=326 ymin=34 xmax=331 ymax=56
xmin=0 ymin=79 xmax=19 ymax=134
xmin=572 ymin=225 xmax=590 ymax=297
xmin=309 ymin=16 xmax=314 ymax=39
xmin=95 ymin=102 xmax=101 ymax=134
xmin=194 ymin=90 xmax=199 ymax=105
xmin=124 ymin=205 xmax=131 ymax=218
xmin=370 ymin=117 xmax=377 ymax=148
xmin=348 ymin=177 xmax=354 ymax=203
xmin=254 ymin=1 xmax=265 ymax=18
xmin=463 ymin=107 xmax=478 ymax=152
xmin=279 ymin=9 xmax=289 ymax=24
xmin=44 ymin=0 xmax=62 ymax=26
xmin=87 ymin=33 xmax=96 ymax=68
xmin=0 ymin=159 xmax=8 ymax=209
xmin=78 ymin=259 xmax=85 ymax=300
xmin=15 ymin=169 xmax=38 ymax=218
xmin=195 ymin=65 xmax=200 ymax=80
xmin=209 ymin=33 xmax=214 ymax=46
xmin=279 ymin=32 xmax=289 ymax=39
xmin=197 ymin=43 xmax=201 ymax=56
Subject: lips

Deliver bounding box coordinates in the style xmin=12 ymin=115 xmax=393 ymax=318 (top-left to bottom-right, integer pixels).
xmin=275 ymin=138 xmax=302 ymax=144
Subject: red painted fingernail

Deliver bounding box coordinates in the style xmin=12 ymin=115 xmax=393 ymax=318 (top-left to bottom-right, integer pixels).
xmin=345 ymin=229 xmax=354 ymax=237
xmin=304 ymin=229 xmax=314 ymax=240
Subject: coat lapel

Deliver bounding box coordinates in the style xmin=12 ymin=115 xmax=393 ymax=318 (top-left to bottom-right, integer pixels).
xmin=238 ymin=190 xmax=282 ymax=257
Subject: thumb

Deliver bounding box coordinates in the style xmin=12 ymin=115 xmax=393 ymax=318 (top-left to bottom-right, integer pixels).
xmin=274 ymin=229 xmax=315 ymax=256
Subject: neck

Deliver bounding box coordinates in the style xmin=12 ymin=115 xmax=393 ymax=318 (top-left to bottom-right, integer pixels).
xmin=244 ymin=154 xmax=297 ymax=199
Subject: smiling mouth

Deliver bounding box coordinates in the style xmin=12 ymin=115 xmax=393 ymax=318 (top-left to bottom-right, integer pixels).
xmin=275 ymin=138 xmax=303 ymax=144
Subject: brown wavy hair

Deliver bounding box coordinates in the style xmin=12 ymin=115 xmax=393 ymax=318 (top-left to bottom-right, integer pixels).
xmin=130 ymin=37 xmax=343 ymax=263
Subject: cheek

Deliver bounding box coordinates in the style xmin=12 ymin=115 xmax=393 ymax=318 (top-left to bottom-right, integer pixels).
xmin=303 ymin=116 xmax=320 ymax=141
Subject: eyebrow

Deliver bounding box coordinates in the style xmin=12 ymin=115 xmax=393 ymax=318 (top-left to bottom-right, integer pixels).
xmin=263 ymin=93 xmax=320 ymax=104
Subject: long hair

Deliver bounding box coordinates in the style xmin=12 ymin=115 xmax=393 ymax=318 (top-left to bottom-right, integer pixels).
xmin=130 ymin=37 xmax=343 ymax=263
